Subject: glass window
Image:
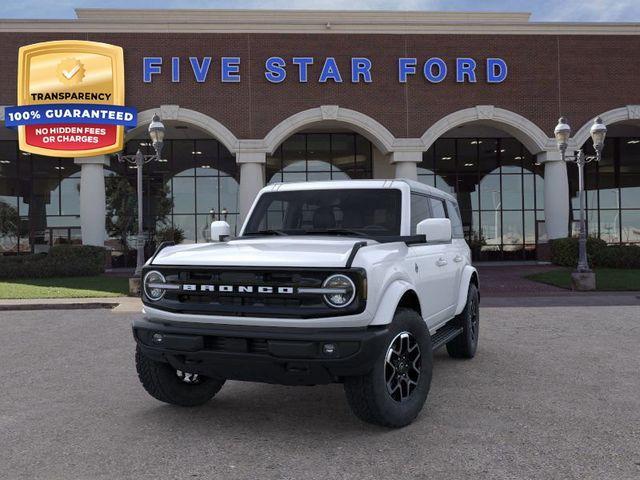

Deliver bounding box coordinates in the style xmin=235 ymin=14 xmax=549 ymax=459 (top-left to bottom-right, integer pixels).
xmin=599 ymin=210 xmax=620 ymax=243
xmin=479 ymin=175 xmax=501 ymax=211
xmin=331 ymin=133 xmax=355 ymax=173
xmin=481 ymin=210 xmax=502 ymax=246
xmin=60 ymin=177 xmax=80 ymax=215
xmin=478 ymin=139 xmax=499 ymax=174
xmin=172 ymin=215 xmax=196 ymax=243
xmin=502 ymin=175 xmax=523 ymax=210
xmin=446 ymin=200 xmax=464 ymax=238
xmin=455 ymin=175 xmax=479 ymax=211
xmin=502 ymin=210 xmax=523 ymax=247
xmin=410 ymin=193 xmax=430 ymax=234
xmin=620 ymin=174 xmax=640 ymax=209
xmin=0 ymin=141 xmax=18 ymax=177
xmin=429 ymin=197 xmax=446 ymax=218
xmin=457 ymin=138 xmax=478 ymax=173
xmin=500 ymin=138 xmax=523 ymax=174
xmin=172 ymin=177 xmax=195 ymax=214
xmin=620 ymin=138 xmax=640 ymax=174
xmin=266 ymin=133 xmax=372 ymax=184
xmin=195 ymin=177 xmax=218 ymax=215
xmin=435 ymin=139 xmax=456 ymax=176
xmin=621 ymin=210 xmax=640 ymax=243
xmin=173 ymin=140 xmax=195 ymax=176
xmin=307 ymin=134 xmax=331 ymax=172
xmin=282 ymin=134 xmax=306 ymax=172
xmin=244 ymin=189 xmax=402 ymax=237
xmin=419 ymin=147 xmax=435 ymax=172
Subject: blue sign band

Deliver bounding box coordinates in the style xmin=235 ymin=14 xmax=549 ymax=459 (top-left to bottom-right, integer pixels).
xmin=5 ymin=104 xmax=138 ymax=128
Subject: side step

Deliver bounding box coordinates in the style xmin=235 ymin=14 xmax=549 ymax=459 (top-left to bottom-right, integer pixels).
xmin=431 ymin=324 xmax=463 ymax=350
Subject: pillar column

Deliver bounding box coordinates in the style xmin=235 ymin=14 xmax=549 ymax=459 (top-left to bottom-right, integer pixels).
xmin=237 ymin=151 xmax=266 ymax=225
xmin=538 ymin=151 xmax=569 ymax=240
xmin=390 ymin=151 xmax=422 ymax=181
xmin=74 ymin=155 xmax=109 ymax=246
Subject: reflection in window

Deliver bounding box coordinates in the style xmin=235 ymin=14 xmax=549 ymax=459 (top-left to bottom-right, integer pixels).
xmin=569 ymin=137 xmax=640 ymax=244
xmin=418 ymin=137 xmax=544 ymax=260
xmin=267 ymin=133 xmax=373 ymax=184
xmin=113 ymin=138 xmax=239 ymax=251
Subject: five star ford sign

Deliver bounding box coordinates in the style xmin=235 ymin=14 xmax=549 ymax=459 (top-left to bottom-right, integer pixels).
xmin=5 ymin=40 xmax=137 ymax=158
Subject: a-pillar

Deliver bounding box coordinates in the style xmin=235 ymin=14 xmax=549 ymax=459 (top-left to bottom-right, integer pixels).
xmin=74 ymin=155 xmax=109 ymax=246
xmin=538 ymin=151 xmax=569 ymax=239
xmin=237 ymin=151 xmax=266 ymax=225
xmin=391 ymin=151 xmax=422 ymax=181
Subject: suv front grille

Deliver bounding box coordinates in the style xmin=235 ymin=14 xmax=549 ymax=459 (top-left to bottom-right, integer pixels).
xmin=143 ymin=267 xmax=366 ymax=319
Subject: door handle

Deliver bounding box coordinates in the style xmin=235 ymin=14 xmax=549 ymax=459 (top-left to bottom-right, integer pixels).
xmin=436 ymin=257 xmax=448 ymax=267
xmin=454 ymin=255 xmax=463 ymax=263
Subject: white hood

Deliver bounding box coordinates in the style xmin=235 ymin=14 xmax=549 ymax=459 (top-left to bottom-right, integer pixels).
xmin=151 ymin=236 xmax=365 ymax=268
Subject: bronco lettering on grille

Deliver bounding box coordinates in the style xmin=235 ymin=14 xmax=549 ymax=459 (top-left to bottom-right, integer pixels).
xmin=181 ymin=284 xmax=295 ymax=294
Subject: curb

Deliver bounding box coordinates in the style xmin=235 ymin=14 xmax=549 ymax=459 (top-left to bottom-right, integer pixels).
xmin=0 ymin=302 xmax=119 ymax=311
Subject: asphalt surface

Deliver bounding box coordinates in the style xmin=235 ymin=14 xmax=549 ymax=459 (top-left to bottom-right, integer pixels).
xmin=1 ymin=306 xmax=639 ymax=480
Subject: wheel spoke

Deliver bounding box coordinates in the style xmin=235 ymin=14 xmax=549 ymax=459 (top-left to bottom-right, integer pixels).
xmin=384 ymin=331 xmax=422 ymax=403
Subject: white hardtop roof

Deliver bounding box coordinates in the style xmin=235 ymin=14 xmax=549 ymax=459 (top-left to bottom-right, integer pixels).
xmin=263 ymin=179 xmax=458 ymax=203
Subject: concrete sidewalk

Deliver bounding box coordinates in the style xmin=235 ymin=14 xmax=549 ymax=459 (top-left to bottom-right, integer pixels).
xmin=1 ymin=292 xmax=639 ymax=312
xmin=0 ymin=296 xmax=142 ymax=312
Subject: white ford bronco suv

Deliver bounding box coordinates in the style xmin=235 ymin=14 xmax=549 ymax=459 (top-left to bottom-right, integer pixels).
xmin=134 ymin=179 xmax=479 ymax=427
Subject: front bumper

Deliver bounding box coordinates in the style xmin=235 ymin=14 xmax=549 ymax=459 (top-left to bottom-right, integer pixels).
xmin=133 ymin=318 xmax=390 ymax=386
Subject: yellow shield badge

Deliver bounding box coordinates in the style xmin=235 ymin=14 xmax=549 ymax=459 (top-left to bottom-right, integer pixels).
xmin=6 ymin=40 xmax=135 ymax=158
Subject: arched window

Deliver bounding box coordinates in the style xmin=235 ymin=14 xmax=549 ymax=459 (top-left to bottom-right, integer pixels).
xmin=418 ymin=137 xmax=544 ymax=260
xmin=267 ymin=133 xmax=373 ymax=184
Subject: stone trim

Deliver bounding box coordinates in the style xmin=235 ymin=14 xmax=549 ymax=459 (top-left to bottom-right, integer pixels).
xmin=572 ymin=105 xmax=640 ymax=148
xmin=2 ymin=10 xmax=640 ymax=35
xmin=420 ymin=105 xmax=553 ymax=154
xmin=263 ymin=105 xmax=396 ymax=155
xmin=126 ymin=106 xmax=240 ymax=154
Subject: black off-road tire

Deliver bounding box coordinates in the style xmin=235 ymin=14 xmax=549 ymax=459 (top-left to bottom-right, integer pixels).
xmin=446 ymin=283 xmax=480 ymax=359
xmin=135 ymin=345 xmax=225 ymax=406
xmin=343 ymin=308 xmax=433 ymax=428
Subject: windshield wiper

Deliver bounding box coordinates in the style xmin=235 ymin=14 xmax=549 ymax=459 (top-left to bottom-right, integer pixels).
xmin=244 ymin=229 xmax=287 ymax=236
xmin=306 ymin=228 xmax=370 ymax=238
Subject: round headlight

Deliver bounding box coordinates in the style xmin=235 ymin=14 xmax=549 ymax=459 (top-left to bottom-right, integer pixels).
xmin=322 ymin=274 xmax=356 ymax=308
xmin=143 ymin=270 xmax=166 ymax=301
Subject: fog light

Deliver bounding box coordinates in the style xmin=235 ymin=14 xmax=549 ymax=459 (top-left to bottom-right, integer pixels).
xmin=152 ymin=333 xmax=164 ymax=344
xmin=323 ymin=343 xmax=337 ymax=355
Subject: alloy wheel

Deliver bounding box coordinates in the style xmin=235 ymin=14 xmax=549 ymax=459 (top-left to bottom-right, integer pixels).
xmin=384 ymin=332 xmax=421 ymax=402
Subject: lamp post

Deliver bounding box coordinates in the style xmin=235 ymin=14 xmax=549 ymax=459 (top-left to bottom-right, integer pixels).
xmin=553 ymin=116 xmax=607 ymax=286
xmin=117 ymin=113 xmax=166 ymax=276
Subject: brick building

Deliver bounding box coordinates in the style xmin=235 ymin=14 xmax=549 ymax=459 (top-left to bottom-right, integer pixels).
xmin=0 ymin=9 xmax=639 ymax=262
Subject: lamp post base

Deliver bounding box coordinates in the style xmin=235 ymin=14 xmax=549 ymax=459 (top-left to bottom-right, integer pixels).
xmin=571 ymin=271 xmax=596 ymax=291
xmin=129 ymin=276 xmax=142 ymax=297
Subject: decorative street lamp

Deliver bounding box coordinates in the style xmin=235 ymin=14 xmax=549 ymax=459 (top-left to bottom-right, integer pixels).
xmin=117 ymin=113 xmax=165 ymax=276
xmin=554 ymin=116 xmax=607 ymax=286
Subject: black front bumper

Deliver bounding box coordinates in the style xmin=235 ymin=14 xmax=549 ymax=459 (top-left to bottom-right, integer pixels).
xmin=133 ymin=319 xmax=390 ymax=386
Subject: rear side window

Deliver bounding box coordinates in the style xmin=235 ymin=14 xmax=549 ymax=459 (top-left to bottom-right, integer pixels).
xmin=410 ymin=193 xmax=430 ymax=234
xmin=446 ymin=200 xmax=464 ymax=238
xmin=429 ymin=197 xmax=447 ymax=219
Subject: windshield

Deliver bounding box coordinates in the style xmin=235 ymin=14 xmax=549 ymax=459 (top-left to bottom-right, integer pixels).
xmin=243 ymin=188 xmax=402 ymax=237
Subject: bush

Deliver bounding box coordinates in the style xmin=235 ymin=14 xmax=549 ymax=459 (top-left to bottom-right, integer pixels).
xmin=550 ymin=237 xmax=640 ymax=268
xmin=593 ymin=244 xmax=640 ymax=268
xmin=0 ymin=245 xmax=107 ymax=279
xmin=154 ymin=226 xmax=185 ymax=245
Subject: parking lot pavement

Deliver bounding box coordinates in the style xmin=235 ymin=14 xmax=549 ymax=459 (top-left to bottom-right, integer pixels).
xmin=1 ymin=307 xmax=639 ymax=480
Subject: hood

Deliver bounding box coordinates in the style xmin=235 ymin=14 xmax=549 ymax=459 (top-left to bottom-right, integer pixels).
xmin=151 ymin=236 xmax=366 ymax=268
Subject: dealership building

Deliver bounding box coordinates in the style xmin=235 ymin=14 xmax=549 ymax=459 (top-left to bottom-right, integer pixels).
xmin=0 ymin=9 xmax=639 ymax=263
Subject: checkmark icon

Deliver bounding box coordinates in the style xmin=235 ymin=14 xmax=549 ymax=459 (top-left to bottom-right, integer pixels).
xmin=62 ymin=64 xmax=80 ymax=79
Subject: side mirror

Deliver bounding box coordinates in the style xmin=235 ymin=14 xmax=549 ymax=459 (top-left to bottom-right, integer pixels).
xmin=210 ymin=221 xmax=231 ymax=242
xmin=416 ymin=218 xmax=452 ymax=243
